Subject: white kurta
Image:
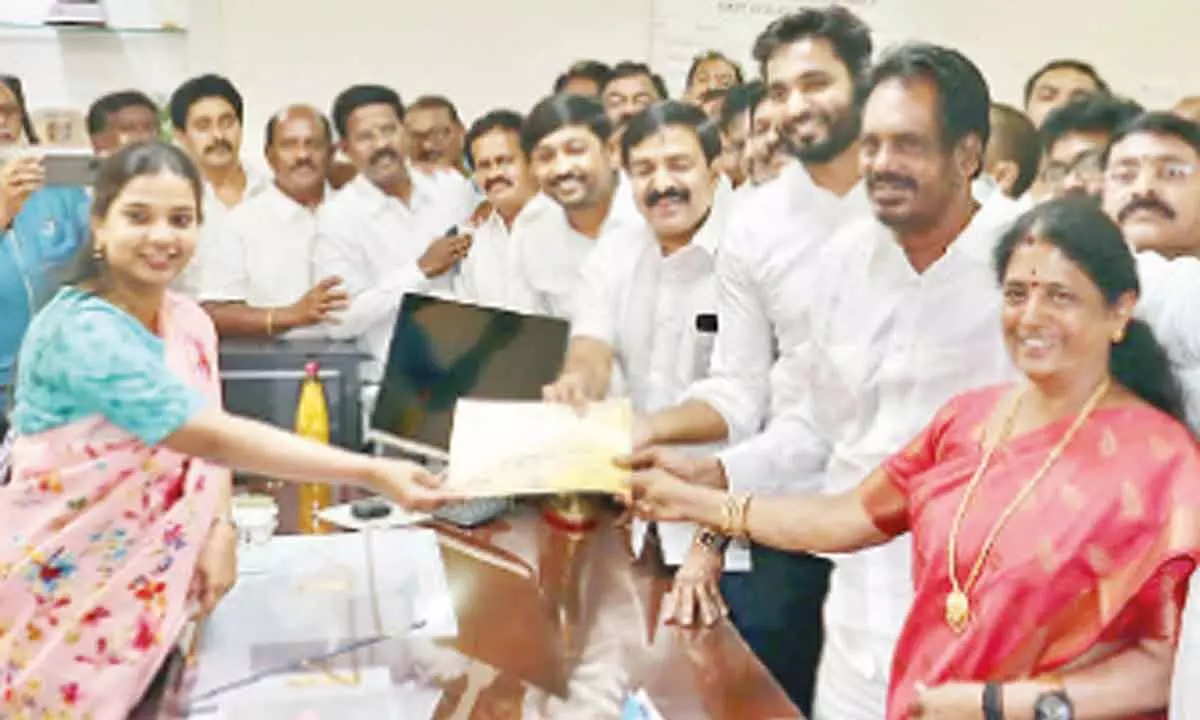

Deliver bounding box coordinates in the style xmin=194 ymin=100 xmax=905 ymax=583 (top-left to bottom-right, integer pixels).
xmin=507 ymin=177 xmax=642 ymax=321
xmin=312 ymin=172 xmax=474 ymax=383
xmin=682 ymin=162 xmax=872 ymax=450
xmin=719 ymin=205 xmax=1021 ymax=720
xmin=174 ymin=163 xmax=271 ymax=298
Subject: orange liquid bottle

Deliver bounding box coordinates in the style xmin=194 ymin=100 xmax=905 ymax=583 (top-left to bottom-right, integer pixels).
xmin=295 ymin=361 xmax=333 ymax=533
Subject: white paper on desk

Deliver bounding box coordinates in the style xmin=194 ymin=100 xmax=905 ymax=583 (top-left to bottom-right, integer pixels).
xmin=446 ymin=398 xmax=632 ymax=497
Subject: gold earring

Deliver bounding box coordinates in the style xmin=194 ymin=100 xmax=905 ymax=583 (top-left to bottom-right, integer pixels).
xmin=1112 ymin=328 xmax=1126 ymax=343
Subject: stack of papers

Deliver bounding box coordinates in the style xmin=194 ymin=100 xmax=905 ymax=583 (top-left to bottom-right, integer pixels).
xmin=446 ymin=399 xmax=632 ymax=497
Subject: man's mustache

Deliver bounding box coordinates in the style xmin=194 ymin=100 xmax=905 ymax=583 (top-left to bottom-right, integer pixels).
xmin=289 ymin=159 xmax=318 ymax=172
xmin=369 ymin=148 xmax=402 ymax=167
xmin=550 ymin=171 xmax=587 ymax=189
xmin=484 ymin=176 xmax=512 ymax=193
xmin=204 ymin=140 xmax=233 ymax=155
xmin=867 ymin=171 xmax=918 ymax=192
xmin=646 ymin=187 xmax=689 ymax=207
xmin=1118 ymin=195 xmax=1175 ymax=223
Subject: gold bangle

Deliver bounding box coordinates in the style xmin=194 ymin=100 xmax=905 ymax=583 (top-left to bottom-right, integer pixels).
xmin=266 ymin=309 xmax=275 ymax=336
xmin=729 ymin=493 xmax=751 ymax=539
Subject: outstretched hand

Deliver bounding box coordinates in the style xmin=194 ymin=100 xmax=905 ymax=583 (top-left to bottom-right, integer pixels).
xmin=370 ymin=459 xmax=460 ymax=512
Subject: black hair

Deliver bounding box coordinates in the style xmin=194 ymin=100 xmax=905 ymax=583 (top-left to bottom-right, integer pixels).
xmin=751 ymin=6 xmax=872 ymax=86
xmin=1104 ymin=111 xmax=1200 ymax=165
xmin=464 ymin=109 xmax=524 ymax=167
xmin=263 ymin=106 xmax=333 ymax=152
xmin=1024 ymin=59 xmax=1110 ymax=106
xmin=0 ymin=75 xmax=40 ymax=144
xmin=65 ymin=142 xmax=204 ymax=289
xmin=719 ymin=81 xmax=766 ymax=133
xmin=1041 ymin=95 xmax=1143 ymax=154
xmin=554 ymin=60 xmax=614 ymax=95
xmin=685 ymin=51 xmax=745 ymax=90
xmin=619 ymin=100 xmax=723 ymax=167
xmin=409 ymin=95 xmax=463 ymax=126
xmin=330 ymin=84 xmax=405 ymax=140
xmin=994 ymin=196 xmax=1187 ymax=423
xmin=988 ymin=103 xmax=1041 ymax=197
xmin=168 ymin=74 xmax=243 ymax=130
xmin=602 ymin=61 xmax=669 ymax=101
xmin=866 ymin=43 xmax=992 ymax=176
xmin=87 ymin=90 xmax=159 ymax=136
xmin=521 ymin=94 xmax=612 ymax=156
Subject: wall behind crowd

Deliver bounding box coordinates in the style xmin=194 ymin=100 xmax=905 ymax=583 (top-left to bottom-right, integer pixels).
xmin=1 ymin=0 xmax=1196 ymax=153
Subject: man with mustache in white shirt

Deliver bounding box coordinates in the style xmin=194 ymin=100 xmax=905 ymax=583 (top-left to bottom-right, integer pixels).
xmin=313 ymin=85 xmax=476 ymax=390
xmin=628 ymin=43 xmax=1023 ymax=719
xmin=453 ymin=109 xmax=540 ymax=310
xmin=1098 ymin=114 xmax=1200 ymax=718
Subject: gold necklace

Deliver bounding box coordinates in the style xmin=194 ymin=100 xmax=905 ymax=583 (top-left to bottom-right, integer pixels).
xmin=943 ymin=378 xmax=1112 ymax=634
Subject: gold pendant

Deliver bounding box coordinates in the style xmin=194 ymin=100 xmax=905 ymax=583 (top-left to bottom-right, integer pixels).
xmin=945 ymin=590 xmax=970 ymax=633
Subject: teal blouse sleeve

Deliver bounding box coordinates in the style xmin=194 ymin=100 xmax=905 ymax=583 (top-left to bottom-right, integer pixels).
xmin=12 ymin=288 xmax=206 ymax=445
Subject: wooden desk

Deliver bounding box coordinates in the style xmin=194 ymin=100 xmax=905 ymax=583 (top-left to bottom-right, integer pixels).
xmin=135 ymin=507 xmax=800 ymax=719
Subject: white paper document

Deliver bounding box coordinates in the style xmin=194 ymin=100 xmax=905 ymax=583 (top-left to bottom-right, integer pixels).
xmin=446 ymin=398 xmax=633 ymax=497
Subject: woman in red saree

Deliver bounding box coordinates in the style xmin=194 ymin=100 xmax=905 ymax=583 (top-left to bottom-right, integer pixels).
xmin=629 ymin=197 xmax=1200 ymax=719
xmin=0 ymin=143 xmax=453 ymax=719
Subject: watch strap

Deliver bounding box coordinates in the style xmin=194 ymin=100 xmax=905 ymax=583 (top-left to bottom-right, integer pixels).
xmin=982 ymin=682 xmax=1003 ymax=720
xmin=696 ymin=528 xmax=731 ymax=553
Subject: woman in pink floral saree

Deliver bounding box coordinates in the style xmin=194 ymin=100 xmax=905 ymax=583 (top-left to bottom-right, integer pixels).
xmin=0 ymin=142 xmax=451 ymax=719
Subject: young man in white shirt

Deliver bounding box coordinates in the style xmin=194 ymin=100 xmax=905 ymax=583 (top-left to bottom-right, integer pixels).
xmin=509 ymin=94 xmax=642 ymax=320
xmin=200 ymin=105 xmax=349 ymax=338
xmin=630 ymin=43 xmax=1024 ymax=719
xmin=624 ymin=9 xmax=873 ymax=714
xmin=313 ymin=85 xmax=476 ymax=385
xmin=169 ymin=74 xmax=270 ymax=297
xmin=453 ymin=109 xmax=540 ymax=309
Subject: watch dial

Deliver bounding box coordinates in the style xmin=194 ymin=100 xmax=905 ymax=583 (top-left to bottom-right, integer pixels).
xmin=1036 ymin=695 xmax=1072 ymax=720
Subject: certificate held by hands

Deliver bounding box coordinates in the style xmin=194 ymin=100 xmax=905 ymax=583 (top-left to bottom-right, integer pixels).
xmin=446 ymin=399 xmax=632 ymax=497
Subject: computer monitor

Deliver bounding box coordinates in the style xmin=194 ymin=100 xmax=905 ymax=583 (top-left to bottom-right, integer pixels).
xmin=368 ymin=294 xmax=569 ymax=460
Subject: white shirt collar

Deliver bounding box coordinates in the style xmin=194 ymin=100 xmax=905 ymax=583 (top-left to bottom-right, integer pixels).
xmin=344 ymin=169 xmax=437 ymax=217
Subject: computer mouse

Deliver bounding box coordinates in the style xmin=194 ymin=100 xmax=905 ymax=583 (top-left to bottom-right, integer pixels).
xmin=350 ymin=497 xmax=393 ymax=520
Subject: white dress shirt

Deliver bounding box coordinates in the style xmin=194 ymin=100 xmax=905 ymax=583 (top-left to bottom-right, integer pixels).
xmin=683 ymin=161 xmax=872 ymax=445
xmin=1174 ymin=584 xmax=1199 ymax=718
xmin=508 ymin=176 xmax=642 ymax=321
xmin=312 ymin=172 xmax=474 ymax=382
xmin=724 ymin=208 xmax=1020 ymax=720
xmin=1135 ymin=251 xmax=1200 ymax=426
xmin=570 ymin=184 xmax=745 ymax=568
xmin=570 ymin=191 xmax=725 ymax=413
xmin=199 ymin=182 xmax=323 ymax=308
xmin=452 ymin=198 xmax=543 ymax=311
xmin=175 ymin=163 xmax=271 ymax=297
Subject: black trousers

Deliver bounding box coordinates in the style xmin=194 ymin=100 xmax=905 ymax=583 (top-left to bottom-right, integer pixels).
xmin=720 ymin=544 xmax=832 ymax=717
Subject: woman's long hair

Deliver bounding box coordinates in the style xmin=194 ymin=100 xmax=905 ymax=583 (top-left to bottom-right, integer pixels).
xmin=0 ymin=75 xmax=40 ymax=144
xmin=63 ymin=141 xmax=205 ymax=291
xmin=993 ymin=196 xmax=1188 ymax=424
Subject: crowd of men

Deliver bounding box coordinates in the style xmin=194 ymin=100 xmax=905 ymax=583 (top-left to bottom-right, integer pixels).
xmin=55 ymin=5 xmax=1200 ymax=719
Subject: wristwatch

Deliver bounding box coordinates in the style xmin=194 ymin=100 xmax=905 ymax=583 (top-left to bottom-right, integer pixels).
xmin=696 ymin=528 xmax=731 ymax=553
xmin=1033 ymin=689 xmax=1074 ymax=720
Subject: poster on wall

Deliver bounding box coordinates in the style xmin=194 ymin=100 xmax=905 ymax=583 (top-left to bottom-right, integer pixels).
xmin=651 ymin=0 xmax=906 ymax=95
